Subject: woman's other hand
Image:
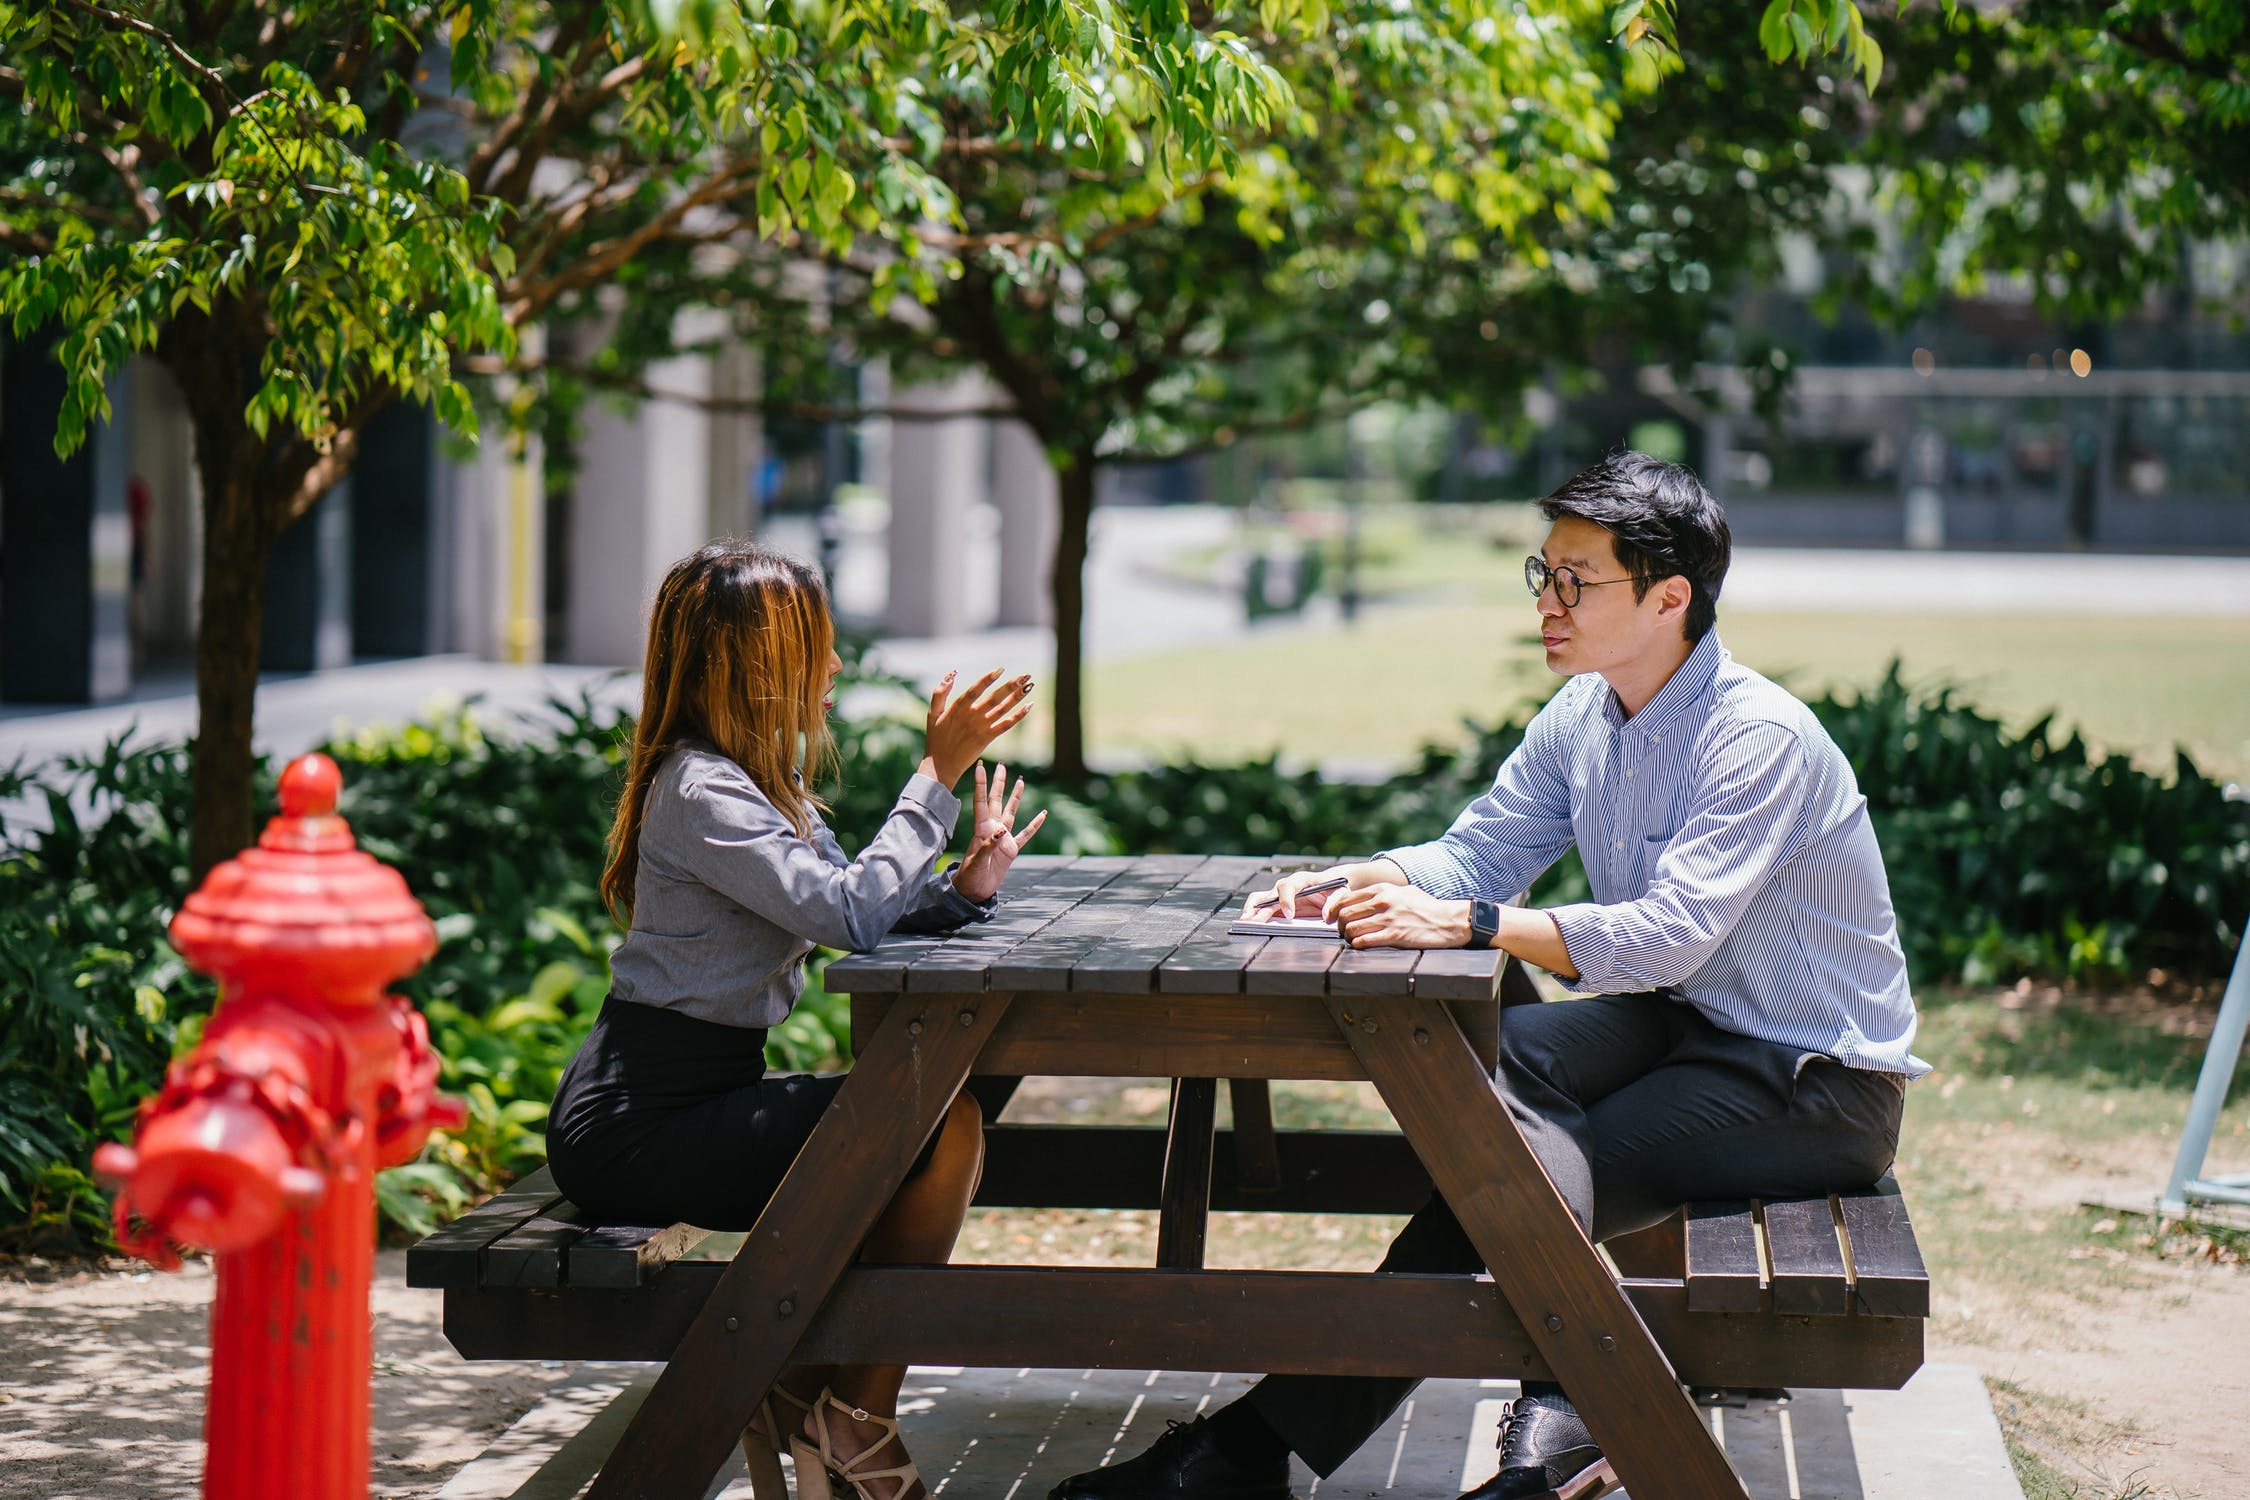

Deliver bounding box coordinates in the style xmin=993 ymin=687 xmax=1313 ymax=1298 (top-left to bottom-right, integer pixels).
xmin=922 ymin=669 xmax=1033 ymax=788
xmin=951 ymin=763 xmax=1049 ymax=903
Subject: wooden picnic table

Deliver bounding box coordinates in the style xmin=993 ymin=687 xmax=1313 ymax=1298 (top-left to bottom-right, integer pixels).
xmin=578 ymin=852 xmax=1766 ymax=1500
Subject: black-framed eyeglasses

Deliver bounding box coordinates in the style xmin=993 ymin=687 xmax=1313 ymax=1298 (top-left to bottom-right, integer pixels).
xmin=1523 ymin=556 xmax=1650 ymax=609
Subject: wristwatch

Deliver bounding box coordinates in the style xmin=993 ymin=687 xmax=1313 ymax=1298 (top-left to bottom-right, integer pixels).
xmin=1467 ymin=897 xmax=1501 ymax=950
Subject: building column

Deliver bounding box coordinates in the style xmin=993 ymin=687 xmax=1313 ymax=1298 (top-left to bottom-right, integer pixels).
xmin=2 ymin=337 xmax=134 ymax=702
xmin=261 ymin=481 xmax=353 ymax=672
xmin=434 ymin=415 xmax=547 ymax=662
xmin=886 ymin=375 xmax=988 ymax=637
xmin=988 ymin=419 xmax=1056 ymax=628
xmin=707 ymin=343 xmax=762 ymax=541
xmin=129 ymin=358 xmax=199 ymax=666
xmin=564 ymin=349 xmax=715 ymax=667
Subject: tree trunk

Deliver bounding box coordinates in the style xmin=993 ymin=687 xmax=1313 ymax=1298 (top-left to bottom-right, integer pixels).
xmin=187 ymin=444 xmax=278 ymax=880
xmin=1048 ymin=450 xmax=1096 ymax=787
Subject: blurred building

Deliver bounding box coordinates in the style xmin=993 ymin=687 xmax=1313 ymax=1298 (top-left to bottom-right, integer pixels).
xmin=0 ymin=339 xmax=1054 ymax=706
xmin=1564 ymin=257 xmax=2250 ymax=553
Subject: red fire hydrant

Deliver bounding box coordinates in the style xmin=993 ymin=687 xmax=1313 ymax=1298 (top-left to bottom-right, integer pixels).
xmin=94 ymin=753 xmax=465 ymax=1500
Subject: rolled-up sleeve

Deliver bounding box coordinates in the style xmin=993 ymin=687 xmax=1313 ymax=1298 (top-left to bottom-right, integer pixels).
xmin=1547 ymin=720 xmax=1811 ymax=992
xmin=676 ymin=769 xmax=967 ymax=952
xmin=1383 ymin=698 xmax=1577 ymax=902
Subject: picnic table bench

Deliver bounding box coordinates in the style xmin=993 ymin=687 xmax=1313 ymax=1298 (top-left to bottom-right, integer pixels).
xmin=407 ymin=854 xmax=1928 ymax=1498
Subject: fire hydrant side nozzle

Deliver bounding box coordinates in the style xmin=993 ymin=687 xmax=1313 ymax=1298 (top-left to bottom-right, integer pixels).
xmin=96 ymin=752 xmax=461 ymax=1500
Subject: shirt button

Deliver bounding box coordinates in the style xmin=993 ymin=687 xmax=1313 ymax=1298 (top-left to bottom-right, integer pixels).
xmin=1613 ymin=840 xmax=1623 ymax=850
xmin=1625 ymin=769 xmax=1634 ymax=778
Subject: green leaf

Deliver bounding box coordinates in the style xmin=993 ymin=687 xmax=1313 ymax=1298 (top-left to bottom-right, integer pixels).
xmin=1758 ymin=0 xmax=1794 ymax=61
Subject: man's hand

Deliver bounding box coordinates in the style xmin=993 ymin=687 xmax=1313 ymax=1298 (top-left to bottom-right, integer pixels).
xmin=950 ymin=762 xmax=1048 ymax=903
xmin=1241 ymin=858 xmax=1409 ymax=919
xmin=1328 ymin=884 xmax=1472 ymax=949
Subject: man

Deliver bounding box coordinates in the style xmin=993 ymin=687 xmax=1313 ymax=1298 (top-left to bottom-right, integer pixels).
xmin=1050 ymin=452 xmax=1924 ymax=1500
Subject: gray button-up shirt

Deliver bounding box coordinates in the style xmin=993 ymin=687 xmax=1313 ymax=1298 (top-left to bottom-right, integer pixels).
xmin=608 ymin=743 xmax=992 ymax=1029
xmin=1384 ymin=632 xmax=1926 ymax=1075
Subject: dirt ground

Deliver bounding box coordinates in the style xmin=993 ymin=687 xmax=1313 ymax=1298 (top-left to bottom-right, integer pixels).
xmin=1915 ymin=1134 xmax=2250 ymax=1500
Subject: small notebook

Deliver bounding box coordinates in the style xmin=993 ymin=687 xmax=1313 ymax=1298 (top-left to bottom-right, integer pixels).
xmin=1227 ymin=915 xmax=1343 ymax=939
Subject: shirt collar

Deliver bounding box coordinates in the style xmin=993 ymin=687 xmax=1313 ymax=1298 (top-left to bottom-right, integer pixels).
xmin=1599 ymin=629 xmax=1726 ymax=735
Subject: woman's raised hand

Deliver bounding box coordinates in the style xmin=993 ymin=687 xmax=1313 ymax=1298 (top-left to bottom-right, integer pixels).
xmin=922 ymin=669 xmax=1033 ymax=788
xmin=951 ymin=763 xmax=1049 ymax=904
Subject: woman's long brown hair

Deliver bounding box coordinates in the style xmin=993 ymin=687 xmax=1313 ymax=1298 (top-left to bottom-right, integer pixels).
xmin=601 ymin=541 xmax=840 ymax=924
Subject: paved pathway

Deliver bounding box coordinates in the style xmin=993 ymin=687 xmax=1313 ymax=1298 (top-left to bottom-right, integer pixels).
xmin=434 ymin=1361 xmax=2024 ymax=1500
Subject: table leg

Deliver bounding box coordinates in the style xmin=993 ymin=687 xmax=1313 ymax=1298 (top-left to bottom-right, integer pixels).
xmin=1331 ymin=995 xmax=1751 ymax=1500
xmin=1157 ymin=1078 xmax=1217 ymax=1269
xmin=583 ymin=991 xmax=1012 ymax=1500
xmin=1227 ymin=1078 xmax=1283 ymax=1193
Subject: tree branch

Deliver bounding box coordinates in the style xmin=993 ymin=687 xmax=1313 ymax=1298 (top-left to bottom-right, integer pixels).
xmin=465 ymin=7 xmax=605 ymax=198
xmin=2109 ymin=23 xmax=2246 ymax=89
xmin=57 ymin=0 xmax=235 ymax=123
xmin=506 ymin=154 xmax=761 ymax=323
xmin=0 ymin=222 xmax=59 ymax=257
xmin=524 ymin=358 xmax=1023 ymax=423
xmin=491 ymin=44 xmax=658 ymax=208
xmin=0 ymin=181 xmax=144 ymax=234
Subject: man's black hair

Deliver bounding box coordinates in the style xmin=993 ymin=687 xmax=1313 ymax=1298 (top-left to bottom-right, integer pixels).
xmin=1538 ymin=451 xmax=1730 ymax=642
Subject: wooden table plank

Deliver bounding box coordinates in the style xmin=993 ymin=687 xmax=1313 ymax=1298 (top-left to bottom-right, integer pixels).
xmin=405 ymin=1167 xmax=564 ymax=1290
xmin=900 ymin=858 xmax=1094 ymax=993
xmin=982 ymin=857 xmax=1196 ymax=991
xmin=1070 ymin=856 xmax=1268 ymax=994
xmin=1327 ymin=944 xmax=1422 ymax=996
xmin=1339 ymin=993 xmax=1753 ymax=1500
xmin=568 ymin=1222 xmax=711 ymax=1289
xmin=1765 ymin=1195 xmax=1852 ymax=1316
xmin=1242 ymin=924 xmax=1347 ymax=995
xmin=1412 ymin=947 xmax=1511 ymax=1001
xmin=1836 ymin=1178 xmax=1930 ymax=1317
xmin=1684 ymin=1202 xmax=1767 ymax=1313
xmin=447 ymin=1265 xmax=1926 ymax=1390
xmin=483 ymin=1201 xmax=597 ymax=1289
xmin=1156 ymin=863 xmax=1295 ymax=995
xmin=930 ymin=993 xmax=1368 ymax=1080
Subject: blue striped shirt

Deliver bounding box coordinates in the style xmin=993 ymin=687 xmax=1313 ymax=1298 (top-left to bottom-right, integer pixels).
xmin=1385 ymin=631 xmax=1926 ymax=1076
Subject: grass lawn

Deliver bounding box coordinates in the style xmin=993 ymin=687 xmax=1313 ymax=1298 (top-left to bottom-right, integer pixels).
xmin=1067 ymin=603 xmax=2250 ymax=783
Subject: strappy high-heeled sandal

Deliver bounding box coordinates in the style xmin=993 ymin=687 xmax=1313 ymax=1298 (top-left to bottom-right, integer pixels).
xmin=739 ymin=1384 xmax=815 ymax=1500
xmin=788 ymin=1387 xmax=923 ymax=1500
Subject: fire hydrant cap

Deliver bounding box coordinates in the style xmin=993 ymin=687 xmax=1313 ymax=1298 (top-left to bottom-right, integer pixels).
xmin=169 ymin=753 xmax=437 ymax=992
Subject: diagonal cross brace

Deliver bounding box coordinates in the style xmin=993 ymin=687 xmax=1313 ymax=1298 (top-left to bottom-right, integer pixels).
xmin=583 ymin=992 xmax=1012 ymax=1500
xmin=1332 ymin=993 xmax=1751 ymax=1500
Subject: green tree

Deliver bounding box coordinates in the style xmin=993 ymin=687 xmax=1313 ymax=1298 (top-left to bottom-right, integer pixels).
xmin=594 ymin=0 xmax=1886 ymax=783
xmin=628 ymin=0 xmax=2244 ymax=786
xmin=0 ymin=0 xmax=1296 ymax=872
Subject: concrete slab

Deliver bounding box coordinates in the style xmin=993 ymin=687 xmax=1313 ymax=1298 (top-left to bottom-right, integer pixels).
xmin=436 ymin=1363 xmax=2021 ymax=1500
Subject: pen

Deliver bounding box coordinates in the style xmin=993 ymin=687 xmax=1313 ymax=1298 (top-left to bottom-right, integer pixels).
xmin=1251 ymin=874 xmax=1350 ymax=913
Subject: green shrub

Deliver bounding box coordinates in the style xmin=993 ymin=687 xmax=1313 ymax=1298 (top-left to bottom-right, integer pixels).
xmin=4 ymin=660 xmax=2243 ymax=1251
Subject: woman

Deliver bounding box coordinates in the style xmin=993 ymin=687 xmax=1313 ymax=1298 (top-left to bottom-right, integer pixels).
xmin=548 ymin=541 xmax=1045 ymax=1500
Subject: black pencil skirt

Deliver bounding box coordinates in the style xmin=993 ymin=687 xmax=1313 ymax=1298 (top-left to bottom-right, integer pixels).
xmin=547 ymin=994 xmax=934 ymax=1232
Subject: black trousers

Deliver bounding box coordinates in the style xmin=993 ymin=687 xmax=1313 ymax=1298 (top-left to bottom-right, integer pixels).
xmin=547 ymin=995 xmax=944 ymax=1233
xmin=1246 ymin=993 xmax=1908 ymax=1478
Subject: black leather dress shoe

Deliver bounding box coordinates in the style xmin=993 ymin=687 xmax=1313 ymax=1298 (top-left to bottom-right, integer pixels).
xmin=1455 ymin=1396 xmax=1616 ymax=1500
xmin=1047 ymin=1417 xmax=1294 ymax=1500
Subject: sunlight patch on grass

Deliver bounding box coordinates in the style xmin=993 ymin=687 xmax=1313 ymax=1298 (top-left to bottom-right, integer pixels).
xmin=1080 ymin=604 xmax=2250 ymax=781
